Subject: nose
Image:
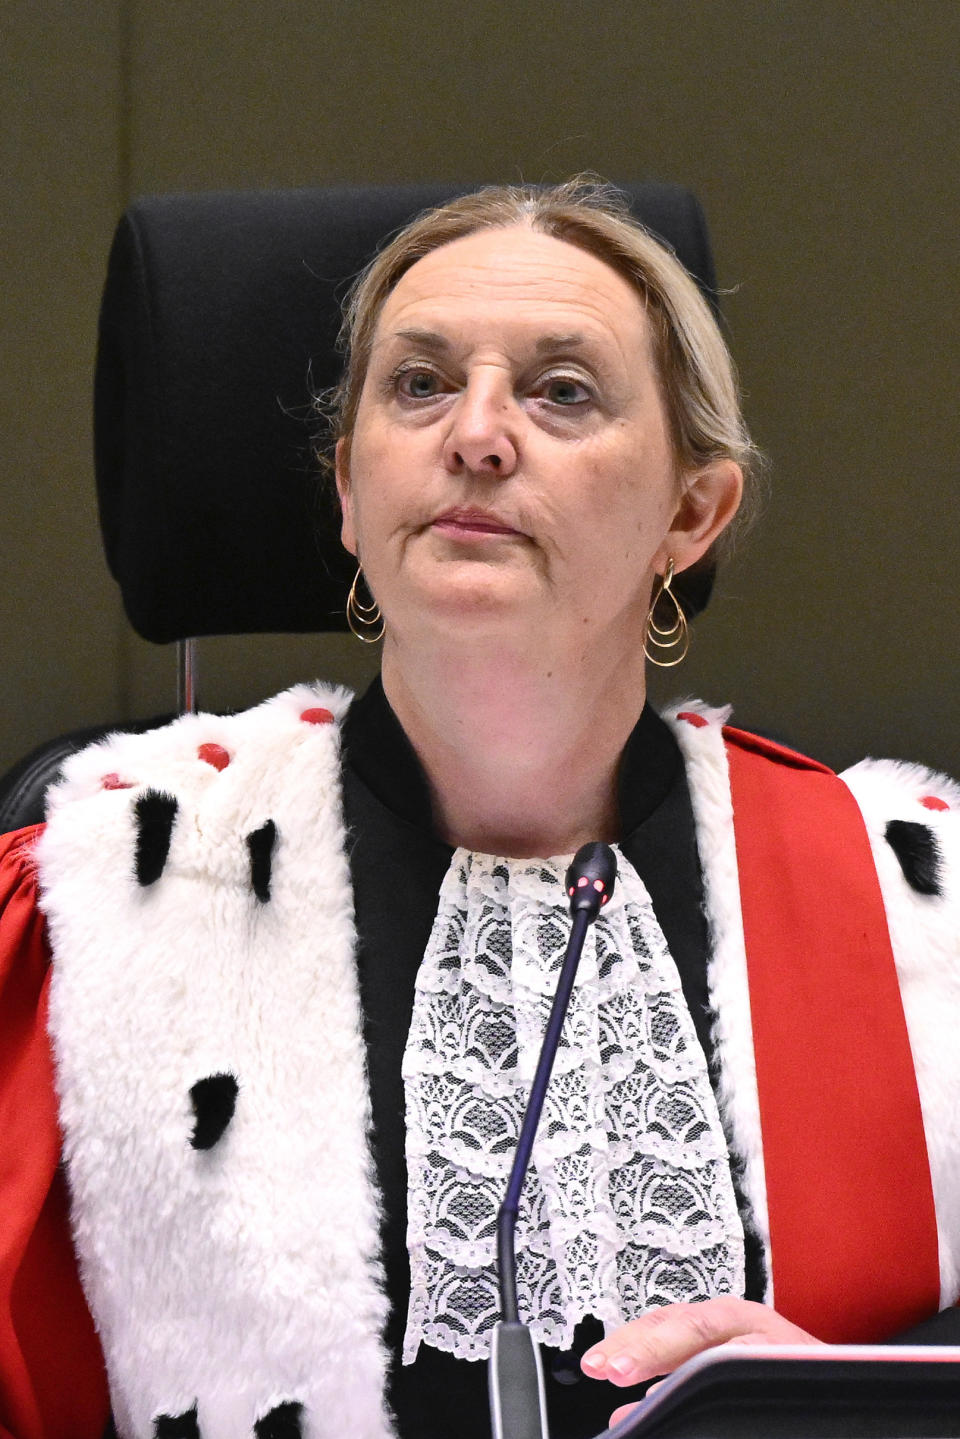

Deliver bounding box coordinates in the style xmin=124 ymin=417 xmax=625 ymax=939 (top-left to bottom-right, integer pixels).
xmin=442 ymin=373 xmax=518 ymax=478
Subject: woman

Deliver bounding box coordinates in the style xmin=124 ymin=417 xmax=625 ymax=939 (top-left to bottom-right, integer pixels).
xmin=1 ymin=180 xmax=958 ymax=1439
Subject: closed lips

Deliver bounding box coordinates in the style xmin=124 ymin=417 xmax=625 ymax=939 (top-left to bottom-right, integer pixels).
xmin=432 ymin=509 xmax=521 ymax=534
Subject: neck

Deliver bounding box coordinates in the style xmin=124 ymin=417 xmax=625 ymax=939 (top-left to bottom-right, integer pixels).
xmin=381 ymin=630 xmax=648 ymax=857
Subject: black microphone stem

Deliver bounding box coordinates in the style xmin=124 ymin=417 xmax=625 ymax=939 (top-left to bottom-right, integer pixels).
xmin=497 ymin=905 xmax=592 ymax=1324
xmin=488 ymin=842 xmax=617 ymax=1439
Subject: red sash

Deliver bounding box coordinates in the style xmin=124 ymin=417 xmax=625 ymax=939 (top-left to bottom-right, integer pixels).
xmin=724 ymin=726 xmax=940 ymax=1340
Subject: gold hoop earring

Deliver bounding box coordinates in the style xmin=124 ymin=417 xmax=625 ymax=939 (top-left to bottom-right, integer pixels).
xmin=346 ymin=565 xmax=384 ymax=644
xmin=644 ymin=558 xmax=689 ymax=668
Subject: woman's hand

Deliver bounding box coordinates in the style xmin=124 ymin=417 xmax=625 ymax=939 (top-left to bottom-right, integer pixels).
xmin=580 ymin=1297 xmax=823 ymax=1428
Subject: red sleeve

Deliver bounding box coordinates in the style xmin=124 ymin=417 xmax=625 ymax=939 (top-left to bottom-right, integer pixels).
xmin=0 ymin=827 xmax=109 ymax=1439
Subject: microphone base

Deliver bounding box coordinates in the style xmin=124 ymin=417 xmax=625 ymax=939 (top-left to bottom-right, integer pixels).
xmin=488 ymin=1320 xmax=550 ymax=1439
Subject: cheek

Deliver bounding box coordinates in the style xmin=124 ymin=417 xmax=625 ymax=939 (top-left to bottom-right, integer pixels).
xmin=582 ymin=449 xmax=676 ymax=541
xmin=338 ymin=463 xmax=404 ymax=573
xmin=343 ymin=485 xmax=383 ymax=564
xmin=338 ymin=429 xmax=382 ymax=550
xmin=615 ymin=447 xmax=682 ymax=535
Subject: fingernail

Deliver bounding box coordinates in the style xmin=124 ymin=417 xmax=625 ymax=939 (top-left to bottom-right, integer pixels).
xmin=581 ymin=1350 xmax=606 ymax=1374
xmin=609 ymin=1355 xmax=637 ymax=1379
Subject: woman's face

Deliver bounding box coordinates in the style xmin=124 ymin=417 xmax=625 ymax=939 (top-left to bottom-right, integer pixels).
xmin=337 ymin=225 xmax=735 ymax=656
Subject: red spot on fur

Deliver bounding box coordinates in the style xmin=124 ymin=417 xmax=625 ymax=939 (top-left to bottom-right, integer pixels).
xmin=300 ymin=707 xmax=335 ymax=725
xmin=198 ymin=743 xmax=230 ymax=771
xmin=921 ymin=796 xmax=949 ymax=812
xmin=677 ymin=711 xmax=709 ymax=728
xmin=101 ymin=773 xmax=134 ymax=790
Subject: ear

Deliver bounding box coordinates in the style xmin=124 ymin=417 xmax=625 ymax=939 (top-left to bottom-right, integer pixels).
xmin=655 ymin=460 xmax=743 ymax=575
xmin=335 ymin=438 xmax=358 ymax=558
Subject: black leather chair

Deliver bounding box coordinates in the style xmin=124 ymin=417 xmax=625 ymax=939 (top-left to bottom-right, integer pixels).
xmin=0 ymin=181 xmax=719 ymax=834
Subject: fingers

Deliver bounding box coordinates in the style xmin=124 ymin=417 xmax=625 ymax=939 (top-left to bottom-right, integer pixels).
xmin=609 ymin=1401 xmax=642 ymax=1428
xmin=581 ymin=1297 xmax=822 ymax=1388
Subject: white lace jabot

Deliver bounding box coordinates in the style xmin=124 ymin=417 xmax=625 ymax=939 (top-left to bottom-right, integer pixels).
xmin=402 ymin=847 xmax=745 ymax=1364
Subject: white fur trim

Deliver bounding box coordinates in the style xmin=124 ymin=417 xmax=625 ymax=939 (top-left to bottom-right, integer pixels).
xmin=35 ymin=678 xmax=960 ymax=1428
xmin=841 ymin=758 xmax=960 ymax=1310
xmin=38 ymin=684 xmax=394 ymax=1439
xmin=662 ymin=701 xmax=773 ymax=1302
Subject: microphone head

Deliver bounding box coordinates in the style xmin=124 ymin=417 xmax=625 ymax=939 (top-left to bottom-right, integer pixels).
xmin=565 ymin=842 xmax=617 ymax=918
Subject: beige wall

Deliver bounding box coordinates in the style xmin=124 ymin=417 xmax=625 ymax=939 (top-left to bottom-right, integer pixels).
xmin=3 ymin=1 xmax=958 ymax=782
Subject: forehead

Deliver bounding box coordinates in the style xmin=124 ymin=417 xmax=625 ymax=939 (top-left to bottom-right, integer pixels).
xmin=373 ymin=224 xmax=653 ymax=360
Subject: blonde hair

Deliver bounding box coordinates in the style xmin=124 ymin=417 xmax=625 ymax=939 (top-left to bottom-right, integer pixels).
xmin=328 ymin=178 xmax=761 ymax=588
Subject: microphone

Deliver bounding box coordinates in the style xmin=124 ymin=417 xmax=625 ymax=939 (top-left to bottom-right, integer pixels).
xmin=565 ymin=841 xmax=618 ymax=918
xmin=488 ymin=842 xmax=618 ymax=1439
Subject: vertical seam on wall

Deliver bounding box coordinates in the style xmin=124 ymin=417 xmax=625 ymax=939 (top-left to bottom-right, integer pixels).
xmin=117 ymin=0 xmax=133 ymax=208
xmin=114 ymin=0 xmax=133 ymax=716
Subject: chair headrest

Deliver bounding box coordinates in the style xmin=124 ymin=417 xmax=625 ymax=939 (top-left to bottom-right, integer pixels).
xmin=94 ymin=182 xmax=718 ymax=643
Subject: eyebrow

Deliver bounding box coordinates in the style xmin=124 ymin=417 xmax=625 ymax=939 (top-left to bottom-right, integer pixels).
xmin=534 ymin=333 xmax=591 ymax=355
xmin=389 ymin=328 xmax=452 ymax=352
xmin=387 ymin=327 xmax=600 ymax=358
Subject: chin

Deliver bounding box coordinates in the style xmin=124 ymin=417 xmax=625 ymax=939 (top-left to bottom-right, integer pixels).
xmin=395 ymin=574 xmax=535 ymax=637
xmin=428 ymin=555 xmax=531 ymax=602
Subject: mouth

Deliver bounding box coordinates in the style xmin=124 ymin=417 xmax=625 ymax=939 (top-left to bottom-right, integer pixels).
xmin=430 ymin=507 xmax=522 ymax=539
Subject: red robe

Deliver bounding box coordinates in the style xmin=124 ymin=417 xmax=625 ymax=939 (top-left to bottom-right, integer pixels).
xmin=0 ymin=827 xmax=109 ymax=1439
xmin=0 ymin=722 xmax=947 ymax=1437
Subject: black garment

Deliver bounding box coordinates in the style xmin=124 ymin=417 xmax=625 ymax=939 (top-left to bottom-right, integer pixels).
xmin=341 ymin=679 xmax=764 ymax=1439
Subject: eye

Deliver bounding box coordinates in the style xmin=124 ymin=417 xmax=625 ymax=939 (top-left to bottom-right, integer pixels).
xmin=538 ymin=374 xmax=592 ymax=407
xmin=395 ymin=366 xmax=444 ymax=400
